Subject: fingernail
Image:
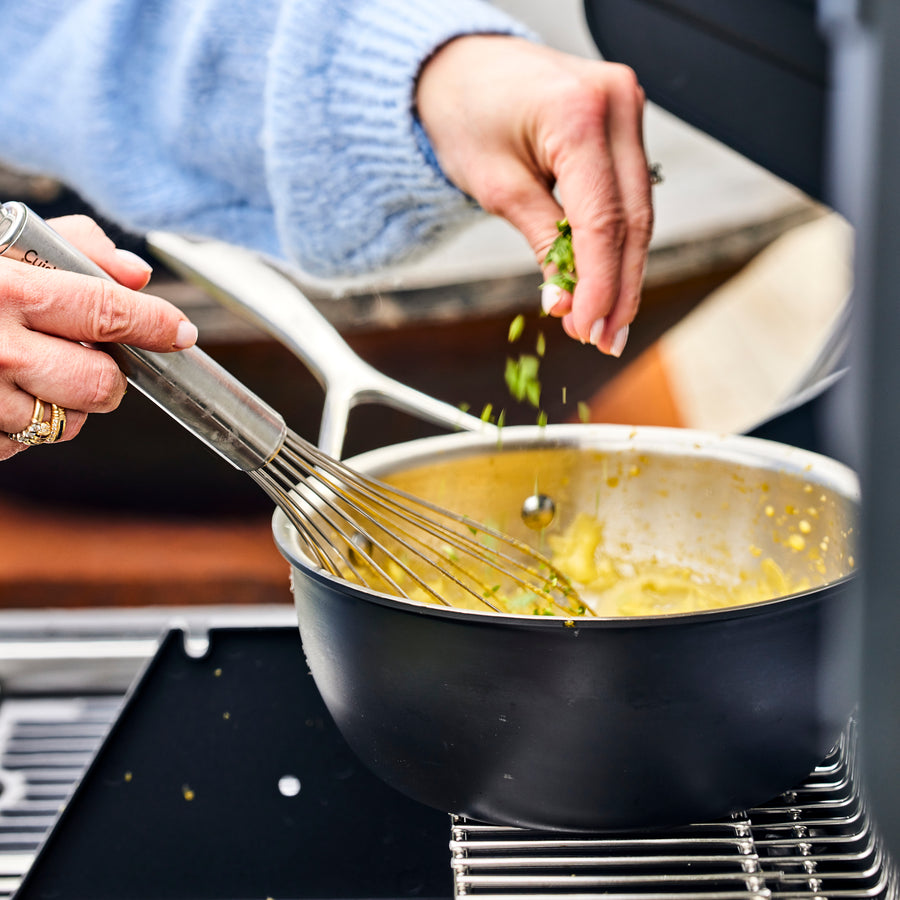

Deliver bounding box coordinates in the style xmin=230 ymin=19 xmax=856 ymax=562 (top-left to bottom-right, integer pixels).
xmin=541 ymin=283 xmax=564 ymax=315
xmin=609 ymin=324 xmax=630 ymax=358
xmin=174 ymin=320 xmax=199 ymax=349
xmin=589 ymin=317 xmax=606 ymax=347
xmin=114 ymin=248 xmax=153 ymax=274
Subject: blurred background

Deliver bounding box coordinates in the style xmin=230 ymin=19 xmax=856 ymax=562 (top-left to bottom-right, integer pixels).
xmin=0 ymin=0 xmax=850 ymax=609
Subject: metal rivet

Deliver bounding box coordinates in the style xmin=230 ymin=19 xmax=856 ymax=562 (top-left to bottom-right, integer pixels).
xmin=521 ymin=494 xmax=556 ymax=529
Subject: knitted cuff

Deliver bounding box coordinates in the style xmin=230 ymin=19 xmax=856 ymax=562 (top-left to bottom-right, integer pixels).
xmin=265 ymin=0 xmax=535 ymax=276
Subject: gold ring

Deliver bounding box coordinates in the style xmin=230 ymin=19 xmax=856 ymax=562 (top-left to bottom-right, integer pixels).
xmin=7 ymin=397 xmax=67 ymax=446
xmin=649 ymin=163 xmax=664 ymax=186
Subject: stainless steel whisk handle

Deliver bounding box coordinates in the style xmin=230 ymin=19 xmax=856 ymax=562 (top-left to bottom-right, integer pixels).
xmin=0 ymin=201 xmax=286 ymax=471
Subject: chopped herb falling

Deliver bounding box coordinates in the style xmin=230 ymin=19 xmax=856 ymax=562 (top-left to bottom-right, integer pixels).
xmin=505 ymin=354 xmax=541 ymax=407
xmin=488 ymin=224 xmax=592 ymax=425
xmin=505 ymin=312 xmax=545 ymax=411
xmin=508 ymin=314 xmax=526 ymax=343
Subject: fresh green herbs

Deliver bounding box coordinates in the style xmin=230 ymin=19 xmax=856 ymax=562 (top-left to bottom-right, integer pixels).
xmin=475 ymin=402 xmax=505 ymax=429
xmin=505 ymin=312 xmax=546 ymax=419
xmin=541 ymin=218 xmax=577 ymax=294
xmin=462 ymin=219 xmax=593 ymax=430
xmin=507 ymin=314 xmax=526 ymax=343
xmin=505 ymin=354 xmax=541 ymax=407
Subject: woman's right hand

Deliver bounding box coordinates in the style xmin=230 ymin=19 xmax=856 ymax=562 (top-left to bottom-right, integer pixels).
xmin=416 ymin=36 xmax=654 ymax=358
xmin=1 ymin=214 xmax=197 ymax=460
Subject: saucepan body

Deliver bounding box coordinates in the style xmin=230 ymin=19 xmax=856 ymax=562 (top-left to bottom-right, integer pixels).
xmin=273 ymin=424 xmax=860 ymax=831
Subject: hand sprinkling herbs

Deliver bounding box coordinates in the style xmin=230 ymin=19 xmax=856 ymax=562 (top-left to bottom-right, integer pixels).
xmin=539 ymin=216 xmax=631 ymax=357
xmin=416 ymin=37 xmax=653 ymax=357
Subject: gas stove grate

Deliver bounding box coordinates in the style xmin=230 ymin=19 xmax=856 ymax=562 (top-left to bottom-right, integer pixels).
xmin=0 ymin=696 xmax=122 ymax=900
xmin=451 ymin=723 xmax=898 ymax=899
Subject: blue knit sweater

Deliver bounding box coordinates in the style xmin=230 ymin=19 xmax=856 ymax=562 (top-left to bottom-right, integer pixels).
xmin=0 ymin=0 xmax=532 ymax=276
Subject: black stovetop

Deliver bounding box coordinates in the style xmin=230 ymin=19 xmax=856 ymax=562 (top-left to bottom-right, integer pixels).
xmin=9 ymin=622 xmax=898 ymax=900
xmin=13 ymin=627 xmax=451 ymax=900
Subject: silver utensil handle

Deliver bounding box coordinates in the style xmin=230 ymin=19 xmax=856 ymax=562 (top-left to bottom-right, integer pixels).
xmin=0 ymin=201 xmax=286 ymax=471
xmin=145 ymin=231 xmax=493 ymax=459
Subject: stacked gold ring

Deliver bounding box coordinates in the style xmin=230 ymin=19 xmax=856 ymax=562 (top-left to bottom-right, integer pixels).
xmin=7 ymin=397 xmax=67 ymax=446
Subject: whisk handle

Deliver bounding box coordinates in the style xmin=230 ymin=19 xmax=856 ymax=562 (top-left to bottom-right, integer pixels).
xmin=0 ymin=201 xmax=286 ymax=471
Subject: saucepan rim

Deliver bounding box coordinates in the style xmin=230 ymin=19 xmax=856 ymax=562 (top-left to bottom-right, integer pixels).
xmin=272 ymin=423 xmax=859 ymax=627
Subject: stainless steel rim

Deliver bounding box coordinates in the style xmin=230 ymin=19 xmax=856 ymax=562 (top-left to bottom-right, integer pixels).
xmin=273 ymin=424 xmax=860 ymax=626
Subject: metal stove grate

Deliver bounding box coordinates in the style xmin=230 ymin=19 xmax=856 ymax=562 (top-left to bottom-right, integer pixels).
xmin=0 ymin=695 xmax=122 ymax=900
xmin=451 ymin=723 xmax=898 ymax=899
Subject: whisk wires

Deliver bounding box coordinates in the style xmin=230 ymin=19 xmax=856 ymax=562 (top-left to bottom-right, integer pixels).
xmin=251 ymin=432 xmax=586 ymax=616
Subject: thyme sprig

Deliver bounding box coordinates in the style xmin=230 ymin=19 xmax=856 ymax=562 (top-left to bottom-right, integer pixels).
xmin=540 ymin=218 xmax=577 ymax=294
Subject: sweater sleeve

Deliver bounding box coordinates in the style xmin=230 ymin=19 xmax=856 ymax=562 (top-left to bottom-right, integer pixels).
xmin=0 ymin=0 xmax=534 ymax=277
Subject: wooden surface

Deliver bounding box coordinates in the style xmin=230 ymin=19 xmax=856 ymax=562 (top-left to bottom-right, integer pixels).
xmin=0 ymin=496 xmax=285 ymax=608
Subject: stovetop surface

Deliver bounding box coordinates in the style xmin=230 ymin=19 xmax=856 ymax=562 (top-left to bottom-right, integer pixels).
xmin=3 ymin=622 xmax=897 ymax=900
xmin=11 ymin=626 xmax=452 ymax=900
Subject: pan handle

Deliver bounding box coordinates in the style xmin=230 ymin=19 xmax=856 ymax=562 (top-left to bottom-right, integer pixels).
xmin=146 ymin=233 xmax=492 ymax=459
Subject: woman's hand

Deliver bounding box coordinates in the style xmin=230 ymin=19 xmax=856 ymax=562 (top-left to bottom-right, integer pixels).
xmin=1 ymin=214 xmax=197 ymax=460
xmin=416 ymin=35 xmax=654 ymax=356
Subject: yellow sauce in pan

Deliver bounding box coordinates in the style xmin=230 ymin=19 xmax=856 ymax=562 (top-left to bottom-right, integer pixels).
xmin=339 ymin=509 xmax=819 ymax=618
xmin=546 ymin=512 xmax=809 ymax=617
xmin=330 ymin=444 xmax=855 ymax=618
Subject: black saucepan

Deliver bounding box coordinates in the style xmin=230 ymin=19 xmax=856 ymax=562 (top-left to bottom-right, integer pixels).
xmin=273 ymin=424 xmax=860 ymax=832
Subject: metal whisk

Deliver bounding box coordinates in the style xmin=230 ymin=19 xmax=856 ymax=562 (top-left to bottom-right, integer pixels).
xmin=0 ymin=202 xmax=581 ymax=615
xmin=254 ymin=431 xmax=582 ymax=614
